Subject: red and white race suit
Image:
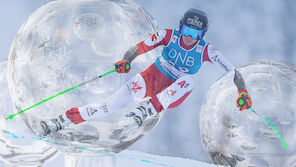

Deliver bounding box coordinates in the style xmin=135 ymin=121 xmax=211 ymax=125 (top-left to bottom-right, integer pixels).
xmin=66 ymin=29 xmax=234 ymax=124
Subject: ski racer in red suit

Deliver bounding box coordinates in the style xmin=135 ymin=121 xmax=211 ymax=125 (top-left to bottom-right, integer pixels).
xmin=41 ymin=8 xmax=252 ymax=135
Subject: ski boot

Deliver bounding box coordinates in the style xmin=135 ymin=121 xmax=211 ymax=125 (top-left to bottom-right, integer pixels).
xmin=119 ymin=97 xmax=157 ymax=140
xmin=126 ymin=97 xmax=157 ymax=126
xmin=40 ymin=114 xmax=74 ymax=136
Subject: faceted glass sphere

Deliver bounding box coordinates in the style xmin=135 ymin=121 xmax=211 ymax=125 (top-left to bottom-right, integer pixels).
xmin=0 ymin=61 xmax=58 ymax=166
xmin=7 ymin=0 xmax=161 ymax=156
xmin=200 ymin=59 xmax=296 ymax=167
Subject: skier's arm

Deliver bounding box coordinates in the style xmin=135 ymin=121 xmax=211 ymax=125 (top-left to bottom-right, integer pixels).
xmin=123 ymin=29 xmax=172 ymax=63
xmin=115 ymin=29 xmax=172 ymax=73
xmin=203 ymin=44 xmax=244 ymax=87
xmin=233 ymin=68 xmax=246 ymax=91
xmin=203 ymin=44 xmax=252 ymax=111
xmin=203 ymin=44 xmax=234 ymax=73
xmin=122 ymin=45 xmax=139 ymax=63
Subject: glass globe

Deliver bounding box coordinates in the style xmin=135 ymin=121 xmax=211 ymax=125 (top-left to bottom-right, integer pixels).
xmin=200 ymin=59 xmax=296 ymax=167
xmin=7 ymin=0 xmax=161 ymax=160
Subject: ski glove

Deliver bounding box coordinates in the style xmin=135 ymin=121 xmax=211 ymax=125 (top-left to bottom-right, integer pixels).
xmin=236 ymin=89 xmax=252 ymax=111
xmin=115 ymin=60 xmax=131 ymax=73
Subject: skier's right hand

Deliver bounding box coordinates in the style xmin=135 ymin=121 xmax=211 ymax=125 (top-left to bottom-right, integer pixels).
xmin=115 ymin=60 xmax=131 ymax=73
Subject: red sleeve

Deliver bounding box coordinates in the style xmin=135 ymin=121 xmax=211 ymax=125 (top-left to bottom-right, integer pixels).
xmin=202 ymin=43 xmax=212 ymax=63
xmin=136 ymin=29 xmax=173 ymax=56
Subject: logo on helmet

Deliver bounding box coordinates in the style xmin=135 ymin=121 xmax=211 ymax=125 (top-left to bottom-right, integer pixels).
xmin=187 ymin=16 xmax=203 ymax=29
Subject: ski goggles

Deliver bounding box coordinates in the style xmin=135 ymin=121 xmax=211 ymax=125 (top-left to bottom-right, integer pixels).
xmin=180 ymin=24 xmax=203 ymax=40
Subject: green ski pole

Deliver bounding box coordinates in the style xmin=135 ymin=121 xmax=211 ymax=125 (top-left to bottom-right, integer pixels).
xmin=6 ymin=69 xmax=117 ymax=120
xmin=249 ymin=107 xmax=288 ymax=148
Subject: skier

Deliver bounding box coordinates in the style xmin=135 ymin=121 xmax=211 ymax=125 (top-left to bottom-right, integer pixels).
xmin=41 ymin=8 xmax=252 ymax=135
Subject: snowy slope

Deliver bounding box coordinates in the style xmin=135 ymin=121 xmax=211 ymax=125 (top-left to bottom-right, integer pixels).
xmin=43 ymin=150 xmax=218 ymax=167
xmin=117 ymin=150 xmax=218 ymax=167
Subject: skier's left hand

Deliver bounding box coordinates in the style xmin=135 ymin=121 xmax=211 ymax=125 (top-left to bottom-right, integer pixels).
xmin=236 ymin=89 xmax=252 ymax=111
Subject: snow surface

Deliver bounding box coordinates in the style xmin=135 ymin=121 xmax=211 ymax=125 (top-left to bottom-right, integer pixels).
xmin=117 ymin=150 xmax=218 ymax=167
xmin=42 ymin=150 xmax=219 ymax=167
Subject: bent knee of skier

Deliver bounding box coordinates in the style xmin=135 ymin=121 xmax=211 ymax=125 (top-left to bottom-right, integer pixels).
xmin=167 ymin=90 xmax=192 ymax=109
xmin=66 ymin=108 xmax=85 ymax=125
xmin=156 ymin=75 xmax=194 ymax=110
